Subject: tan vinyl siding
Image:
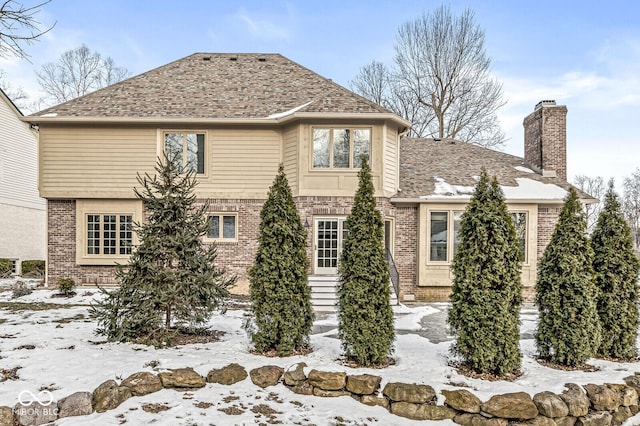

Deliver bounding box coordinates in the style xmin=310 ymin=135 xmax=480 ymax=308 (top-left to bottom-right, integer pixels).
xmin=282 ymin=124 xmax=299 ymax=195
xmin=40 ymin=126 xmax=157 ymax=198
xmin=199 ymin=128 xmax=281 ymax=198
xmin=297 ymin=122 xmax=389 ymax=197
xmin=383 ymin=125 xmax=399 ymax=194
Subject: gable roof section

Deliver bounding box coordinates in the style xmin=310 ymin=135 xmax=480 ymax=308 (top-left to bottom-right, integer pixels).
xmin=29 ymin=53 xmax=403 ymax=124
xmin=0 ymin=87 xmax=23 ymax=117
xmin=396 ymin=138 xmax=596 ymax=203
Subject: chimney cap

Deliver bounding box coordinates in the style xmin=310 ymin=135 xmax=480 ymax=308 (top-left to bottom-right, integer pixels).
xmin=535 ymin=100 xmax=556 ymax=110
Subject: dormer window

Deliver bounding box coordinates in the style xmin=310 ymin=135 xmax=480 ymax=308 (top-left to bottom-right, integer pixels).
xmin=164 ymin=132 xmax=205 ymax=174
xmin=312 ymin=128 xmax=370 ymax=169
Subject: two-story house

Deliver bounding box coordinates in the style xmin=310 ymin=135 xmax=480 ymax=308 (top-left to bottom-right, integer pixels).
xmin=25 ymin=53 xmax=593 ymax=304
xmin=0 ymin=88 xmax=46 ymax=275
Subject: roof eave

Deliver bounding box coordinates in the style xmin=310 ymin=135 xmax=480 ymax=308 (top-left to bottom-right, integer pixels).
xmin=22 ymin=112 xmax=411 ymax=128
xmin=390 ymin=196 xmax=592 ymax=204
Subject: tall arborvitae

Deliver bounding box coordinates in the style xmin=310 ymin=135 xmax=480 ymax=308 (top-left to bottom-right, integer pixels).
xmin=337 ymin=158 xmax=395 ymax=366
xmin=591 ymin=180 xmax=640 ymax=360
xmin=91 ymin=154 xmax=235 ymax=343
xmin=535 ymin=188 xmax=601 ymax=365
xmin=246 ymin=164 xmax=314 ymax=356
xmin=447 ymin=171 xmax=523 ymax=376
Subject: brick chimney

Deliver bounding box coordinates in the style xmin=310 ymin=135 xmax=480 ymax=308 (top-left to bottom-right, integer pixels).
xmin=523 ymin=100 xmax=567 ymax=180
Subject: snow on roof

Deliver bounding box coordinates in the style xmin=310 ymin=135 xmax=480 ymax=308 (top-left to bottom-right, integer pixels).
xmin=421 ymin=176 xmax=567 ymax=201
xmin=514 ymin=166 xmax=534 ymax=174
xmin=266 ymin=101 xmax=313 ymax=119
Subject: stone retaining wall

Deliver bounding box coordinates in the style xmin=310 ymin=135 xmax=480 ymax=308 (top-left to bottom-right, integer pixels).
xmin=3 ymin=363 xmax=639 ymax=426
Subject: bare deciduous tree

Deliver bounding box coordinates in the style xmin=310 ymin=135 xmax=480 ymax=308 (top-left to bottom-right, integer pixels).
xmin=36 ymin=44 xmax=130 ymax=105
xmin=0 ymin=68 xmax=26 ymax=103
xmin=623 ymin=168 xmax=640 ymax=251
xmin=350 ymin=6 xmax=505 ymax=147
xmin=573 ymin=174 xmax=605 ymax=233
xmin=0 ymin=0 xmax=53 ymax=59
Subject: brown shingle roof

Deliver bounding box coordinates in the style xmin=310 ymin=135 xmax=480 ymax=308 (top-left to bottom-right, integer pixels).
xmin=31 ymin=53 xmax=393 ymax=119
xmin=397 ymin=138 xmax=595 ymax=202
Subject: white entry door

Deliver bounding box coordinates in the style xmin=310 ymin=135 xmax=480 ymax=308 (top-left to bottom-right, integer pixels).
xmin=314 ymin=218 xmax=347 ymax=275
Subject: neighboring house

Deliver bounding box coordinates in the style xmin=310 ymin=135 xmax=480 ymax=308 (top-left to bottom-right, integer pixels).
xmin=25 ymin=53 xmax=592 ymax=303
xmin=0 ymin=88 xmax=46 ymax=275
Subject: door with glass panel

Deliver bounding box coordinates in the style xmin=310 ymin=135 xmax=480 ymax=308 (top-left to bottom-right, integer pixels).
xmin=314 ymin=218 xmax=347 ymax=275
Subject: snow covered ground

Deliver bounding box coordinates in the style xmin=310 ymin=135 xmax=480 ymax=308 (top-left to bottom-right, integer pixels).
xmin=1 ymin=280 xmax=639 ymax=425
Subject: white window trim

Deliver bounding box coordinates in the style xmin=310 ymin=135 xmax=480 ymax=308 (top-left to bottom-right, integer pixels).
xmin=76 ymin=200 xmax=143 ymax=266
xmin=310 ymin=126 xmax=372 ymax=171
xmin=204 ymin=213 xmax=239 ymax=243
xmin=158 ymin=130 xmax=208 ymax=177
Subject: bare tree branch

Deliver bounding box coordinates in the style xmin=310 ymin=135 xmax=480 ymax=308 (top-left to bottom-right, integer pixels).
xmin=36 ymin=44 xmax=130 ymax=105
xmin=0 ymin=0 xmax=54 ymax=59
xmin=351 ymin=6 xmax=506 ymax=147
xmin=623 ymin=169 xmax=640 ymax=251
xmin=573 ymin=174 xmax=605 ymax=233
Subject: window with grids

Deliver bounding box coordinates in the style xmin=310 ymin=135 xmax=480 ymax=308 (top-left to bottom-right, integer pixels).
xmin=164 ymin=132 xmax=205 ymax=174
xmin=312 ymin=128 xmax=370 ymax=169
xmin=86 ymin=214 xmax=133 ymax=255
xmin=207 ymin=214 xmax=237 ymax=241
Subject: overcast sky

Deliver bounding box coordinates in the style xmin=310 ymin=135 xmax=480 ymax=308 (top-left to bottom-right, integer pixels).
xmin=1 ymin=0 xmax=639 ymax=188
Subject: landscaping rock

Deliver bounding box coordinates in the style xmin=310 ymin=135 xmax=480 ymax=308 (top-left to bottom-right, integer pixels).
xmin=360 ymin=395 xmax=389 ymax=409
xmin=583 ymin=384 xmax=621 ymax=412
xmin=612 ymin=405 xmax=632 ymax=425
xmin=454 ymin=412 xmax=508 ymax=426
xmin=283 ymin=362 xmax=306 ymax=386
xmin=442 ymin=389 xmax=481 ymax=413
xmin=312 ymin=388 xmax=351 ymax=397
xmin=158 ymin=368 xmax=205 ymax=389
xmin=383 ymin=382 xmax=436 ymax=404
xmin=206 ymin=363 xmax=247 ymax=385
xmin=561 ymin=384 xmax=591 ymax=417
xmin=307 ymin=370 xmax=346 ymax=391
xmin=606 ymin=383 xmax=638 ymax=407
xmin=554 ymin=417 xmax=577 ymax=426
xmin=511 ymin=416 xmax=557 ymax=426
xmin=0 ymin=406 xmax=12 ymax=426
xmin=92 ymin=379 xmax=132 ymax=413
xmin=121 ymin=371 xmax=163 ymax=395
xmin=249 ymin=365 xmax=284 ymax=388
xmin=576 ymin=411 xmax=613 ymax=426
xmin=14 ymin=401 xmax=58 ymax=426
xmin=290 ymin=381 xmax=313 ymax=395
xmin=533 ymin=391 xmax=569 ymax=418
xmin=346 ymin=374 xmax=381 ymax=395
xmin=623 ymin=375 xmax=640 ymax=395
xmin=391 ymin=402 xmax=456 ymax=421
xmin=57 ymin=391 xmax=93 ymax=418
xmin=481 ymin=392 xmax=538 ymax=420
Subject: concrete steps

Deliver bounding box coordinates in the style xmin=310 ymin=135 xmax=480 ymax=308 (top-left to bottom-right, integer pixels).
xmin=308 ymin=275 xmax=399 ymax=312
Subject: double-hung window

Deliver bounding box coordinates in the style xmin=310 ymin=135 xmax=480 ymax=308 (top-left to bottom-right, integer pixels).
xmin=312 ymin=128 xmax=371 ymax=169
xmin=206 ymin=214 xmax=237 ymax=241
xmin=164 ymin=132 xmax=205 ymax=174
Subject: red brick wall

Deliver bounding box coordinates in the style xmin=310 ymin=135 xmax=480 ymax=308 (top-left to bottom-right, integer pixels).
xmin=47 ymin=196 xmax=400 ymax=294
xmin=537 ymin=205 xmax=562 ymax=260
xmin=47 ymin=200 xmax=119 ymax=286
xmin=395 ymin=206 xmax=418 ymax=301
xmin=523 ymin=104 xmax=567 ymax=180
